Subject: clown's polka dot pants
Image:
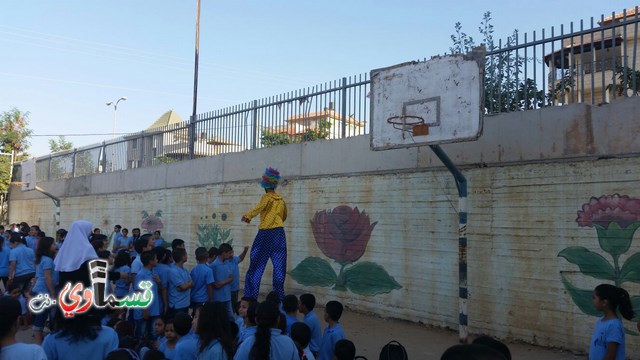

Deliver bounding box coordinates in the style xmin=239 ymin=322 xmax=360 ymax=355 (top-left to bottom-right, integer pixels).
xmin=244 ymin=227 xmax=287 ymax=300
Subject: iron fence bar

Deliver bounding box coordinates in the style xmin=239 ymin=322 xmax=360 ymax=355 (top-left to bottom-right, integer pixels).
xmin=634 ymin=8 xmax=639 ymax=94
xmin=612 ymin=12 xmax=617 ymax=101
xmin=623 ymin=10 xmax=629 ymax=95
xmin=601 ymin=14 xmax=606 ymax=102
xmin=580 ymin=20 xmax=585 ymax=103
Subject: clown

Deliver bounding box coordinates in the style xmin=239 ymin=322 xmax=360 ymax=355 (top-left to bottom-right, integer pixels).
xmin=241 ymin=167 xmax=288 ymax=300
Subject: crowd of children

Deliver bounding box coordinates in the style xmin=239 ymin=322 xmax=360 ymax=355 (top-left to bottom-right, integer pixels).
xmin=2 ymin=220 xmax=639 ymax=360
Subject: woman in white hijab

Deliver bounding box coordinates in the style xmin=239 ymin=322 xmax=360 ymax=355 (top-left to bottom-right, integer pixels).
xmin=54 ymin=220 xmax=97 ymax=287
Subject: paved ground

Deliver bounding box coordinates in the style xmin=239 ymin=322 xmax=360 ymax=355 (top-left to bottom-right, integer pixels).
xmin=18 ymin=309 xmax=586 ymax=360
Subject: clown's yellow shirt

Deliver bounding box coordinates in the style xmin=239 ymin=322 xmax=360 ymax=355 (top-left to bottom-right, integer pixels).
xmin=244 ymin=192 xmax=287 ymax=229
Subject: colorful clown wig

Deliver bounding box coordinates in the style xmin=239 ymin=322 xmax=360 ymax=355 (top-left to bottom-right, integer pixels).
xmin=260 ymin=167 xmax=281 ymax=189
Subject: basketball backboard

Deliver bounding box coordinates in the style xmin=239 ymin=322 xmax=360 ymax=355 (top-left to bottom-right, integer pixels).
xmin=370 ymin=48 xmax=485 ymax=150
xmin=21 ymin=158 xmax=36 ymax=191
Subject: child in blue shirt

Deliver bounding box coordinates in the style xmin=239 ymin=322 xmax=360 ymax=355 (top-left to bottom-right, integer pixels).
xmin=190 ymin=247 xmax=215 ymax=311
xmin=210 ymin=243 xmax=234 ymax=320
xmin=158 ymin=317 xmax=178 ymax=360
xmin=153 ymin=247 xmax=172 ymax=315
xmin=300 ymin=293 xmax=322 ymax=356
xmin=112 ymin=250 xmax=131 ymax=298
xmin=226 ymin=245 xmax=249 ymax=314
xmin=194 ymin=302 xmax=235 ymax=359
xmin=31 ymin=237 xmax=59 ymax=345
xmin=237 ymin=297 xmax=258 ymax=344
xmin=172 ymin=312 xmax=199 ymax=360
xmin=0 ymin=296 xmax=47 ymax=360
xmin=113 ymin=228 xmax=131 ymax=253
xmin=589 ymin=284 xmax=634 ymax=360
xmin=0 ymin=233 xmax=10 ymax=287
xmin=318 ymin=301 xmax=346 ymax=360
xmin=282 ymin=294 xmax=300 ymax=336
xmin=8 ymin=234 xmax=35 ymax=294
xmin=133 ymin=250 xmax=161 ymax=339
xmin=168 ymin=248 xmax=193 ymax=318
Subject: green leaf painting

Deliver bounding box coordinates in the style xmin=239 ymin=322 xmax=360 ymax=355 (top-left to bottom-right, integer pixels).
xmin=560 ymin=194 xmax=640 ymax=334
xmin=289 ymin=257 xmax=337 ymax=287
xmin=343 ymin=262 xmax=402 ymax=296
xmin=197 ymin=212 xmax=233 ymax=249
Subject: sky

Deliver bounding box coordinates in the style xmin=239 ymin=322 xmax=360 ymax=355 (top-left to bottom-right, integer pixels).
xmin=0 ymin=0 xmax=636 ymax=157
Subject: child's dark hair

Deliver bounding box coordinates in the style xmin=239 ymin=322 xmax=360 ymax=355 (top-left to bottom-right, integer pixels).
xmin=196 ymin=303 xmax=235 ymax=357
xmin=105 ymin=349 xmax=139 ymax=360
xmin=290 ymin=322 xmax=312 ymax=348
xmin=472 ymin=336 xmax=510 ymax=360
xmin=246 ymin=299 xmax=259 ymax=326
xmin=35 ymin=236 xmax=56 ymax=265
xmin=172 ymin=248 xmax=187 ymax=263
xmin=195 ymin=247 xmax=208 ymax=262
xmin=114 ymin=250 xmax=131 ymax=269
xmin=140 ymin=251 xmax=156 ymax=267
xmin=379 ymin=340 xmax=408 ymax=360
xmin=0 ymin=297 xmax=22 ymax=354
xmin=54 ymin=307 xmax=103 ymax=343
xmin=282 ymin=294 xmax=299 ymax=313
xmin=218 ymin=243 xmax=232 ymax=253
xmin=171 ymin=239 xmax=185 ymax=250
xmin=208 ymin=247 xmax=218 ymax=259
xmin=441 ymin=344 xmax=507 ymax=360
xmin=154 ymin=247 xmax=171 ymax=264
xmin=326 ymin=300 xmax=344 ymax=322
xmin=173 ymin=312 xmax=192 ymax=337
xmin=134 ymin=236 xmax=149 ymax=254
xmin=266 ymin=291 xmax=280 ymax=304
xmin=98 ymin=250 xmax=111 ymax=260
xmin=595 ymin=283 xmax=635 ymax=320
xmin=114 ymin=320 xmax=135 ymax=339
xmin=142 ymin=349 xmax=165 ymax=360
xmin=335 ymin=339 xmax=356 ymax=360
xmin=250 ymin=301 xmax=280 ymax=359
xmin=299 ymin=293 xmax=316 ymax=311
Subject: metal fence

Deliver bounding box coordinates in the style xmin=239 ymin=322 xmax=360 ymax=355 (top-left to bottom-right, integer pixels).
xmin=28 ymin=7 xmax=640 ymax=181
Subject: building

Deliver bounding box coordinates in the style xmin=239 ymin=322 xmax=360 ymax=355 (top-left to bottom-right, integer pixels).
xmin=126 ymin=110 xmax=244 ymax=168
xmin=545 ymin=7 xmax=639 ymax=105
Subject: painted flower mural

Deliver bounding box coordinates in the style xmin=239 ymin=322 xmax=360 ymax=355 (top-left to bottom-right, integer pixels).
xmin=559 ymin=194 xmax=640 ymax=327
xmin=141 ymin=210 xmax=164 ymax=233
xmin=197 ymin=212 xmax=233 ymax=249
xmin=290 ymin=205 xmax=401 ymax=296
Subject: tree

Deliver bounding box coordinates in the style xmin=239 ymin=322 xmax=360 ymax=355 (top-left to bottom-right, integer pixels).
xmin=261 ymin=118 xmax=332 ymax=147
xmin=450 ymin=12 xmax=546 ymax=113
xmin=49 ymin=136 xmax=73 ymax=153
xmin=0 ymin=107 xmax=32 ymax=222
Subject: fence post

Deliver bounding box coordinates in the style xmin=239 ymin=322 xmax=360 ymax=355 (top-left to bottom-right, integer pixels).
xmin=188 ymin=116 xmax=196 ymax=160
xmin=341 ymin=77 xmax=347 ymax=138
xmin=140 ymin=133 xmax=145 ymax=168
xmin=72 ymin=149 xmax=77 ymax=178
xmin=101 ymin=141 xmax=107 ymax=173
xmin=48 ymin=155 xmax=52 ymax=181
xmin=251 ymin=100 xmax=258 ymax=149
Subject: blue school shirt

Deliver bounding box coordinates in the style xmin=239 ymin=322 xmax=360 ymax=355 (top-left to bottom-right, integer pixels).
xmin=154 ymin=263 xmax=172 ymax=310
xmin=113 ymin=265 xmax=131 ymax=297
xmin=318 ymin=323 xmax=345 ymax=360
xmin=158 ymin=341 xmax=176 ymax=360
xmin=25 ymin=235 xmax=37 ymax=250
xmin=9 ymin=244 xmax=35 ymax=276
xmin=32 ymin=256 xmax=59 ymax=295
xmin=134 ymin=267 xmax=161 ymax=319
xmin=226 ymin=256 xmax=242 ymax=292
xmin=233 ymin=328 xmax=298 ymax=360
xmin=0 ymin=343 xmax=47 ymax=360
xmin=190 ymin=263 xmax=215 ymax=303
xmin=0 ymin=245 xmax=10 ymax=277
xmin=130 ymin=256 xmax=143 ymax=275
xmin=42 ymin=326 xmax=119 ymax=360
xmin=198 ymin=339 xmax=229 ymax=360
xmin=174 ymin=333 xmax=199 ymax=360
xmin=304 ymin=310 xmax=322 ymax=353
xmin=589 ymin=317 xmax=625 ymax=360
xmin=169 ymin=265 xmax=191 ymax=309
xmin=210 ymin=258 xmax=231 ymax=302
xmin=119 ymin=236 xmax=132 ymax=250
xmin=238 ymin=326 xmax=256 ymax=344
xmin=285 ymin=313 xmax=299 ymax=336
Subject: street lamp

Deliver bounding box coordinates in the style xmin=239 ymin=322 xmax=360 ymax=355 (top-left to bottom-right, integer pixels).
xmin=106 ymin=96 xmax=127 ymax=139
xmin=106 ymin=97 xmax=127 ymax=172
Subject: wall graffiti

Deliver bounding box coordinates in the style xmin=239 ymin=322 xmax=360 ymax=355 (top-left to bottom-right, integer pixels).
xmin=290 ymin=205 xmax=402 ymax=296
xmin=558 ymin=194 xmax=640 ymax=333
xmin=197 ymin=211 xmax=233 ymax=249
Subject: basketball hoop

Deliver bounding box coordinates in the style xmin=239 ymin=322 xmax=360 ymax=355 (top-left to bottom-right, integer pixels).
xmin=386 ymin=115 xmax=429 ymax=138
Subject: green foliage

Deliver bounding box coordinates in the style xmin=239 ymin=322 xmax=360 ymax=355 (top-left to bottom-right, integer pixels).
xmin=48 ymin=136 xmax=73 ymax=153
xmin=262 ymin=118 xmax=332 ymax=147
xmin=450 ymin=12 xmax=546 ymax=113
xmin=606 ymin=65 xmax=640 ymax=97
xmin=0 ymin=107 xmax=32 ymax=193
xmin=289 ymin=257 xmax=338 ymax=287
xmin=155 ymin=155 xmax=179 ymax=164
xmin=196 ymin=223 xmax=233 ymax=249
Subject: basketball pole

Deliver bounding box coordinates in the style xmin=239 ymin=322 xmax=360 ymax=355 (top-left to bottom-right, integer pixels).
xmin=429 ymin=144 xmax=468 ymax=344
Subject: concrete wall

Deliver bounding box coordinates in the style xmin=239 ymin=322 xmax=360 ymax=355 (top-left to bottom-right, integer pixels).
xmin=9 ymin=97 xmax=640 ymax=354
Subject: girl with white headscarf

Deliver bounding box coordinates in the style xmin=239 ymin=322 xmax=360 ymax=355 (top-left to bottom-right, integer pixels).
xmin=54 ymin=220 xmax=97 ymax=287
